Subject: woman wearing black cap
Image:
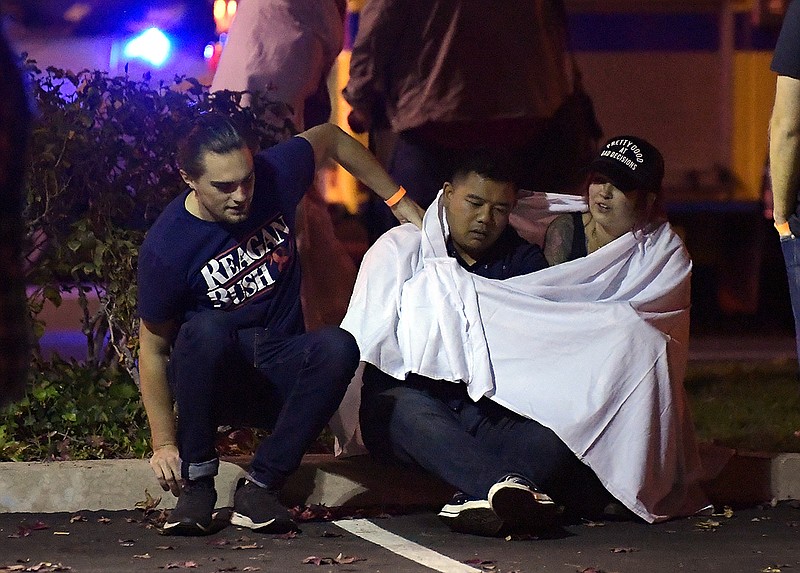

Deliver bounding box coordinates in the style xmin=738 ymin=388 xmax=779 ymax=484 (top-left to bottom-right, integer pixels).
xmin=543 ymin=135 xmax=666 ymax=266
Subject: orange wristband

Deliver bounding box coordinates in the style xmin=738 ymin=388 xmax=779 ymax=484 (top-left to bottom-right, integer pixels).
xmin=775 ymin=221 xmax=792 ymax=236
xmin=384 ymin=186 xmax=406 ymax=207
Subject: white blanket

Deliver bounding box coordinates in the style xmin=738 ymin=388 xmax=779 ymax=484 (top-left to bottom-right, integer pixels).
xmin=338 ymin=192 xmax=709 ymax=523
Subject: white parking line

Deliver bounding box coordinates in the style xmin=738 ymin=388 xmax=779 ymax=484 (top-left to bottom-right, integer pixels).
xmin=333 ymin=518 xmax=481 ymax=572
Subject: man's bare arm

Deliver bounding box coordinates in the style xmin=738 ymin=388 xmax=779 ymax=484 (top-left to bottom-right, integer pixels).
xmin=139 ymin=318 xmax=181 ymax=496
xmin=769 ymin=74 xmax=800 ymax=226
xmin=298 ymin=123 xmax=425 ymax=228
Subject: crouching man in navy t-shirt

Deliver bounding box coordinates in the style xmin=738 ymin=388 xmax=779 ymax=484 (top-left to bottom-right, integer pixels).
xmin=137 ymin=113 xmax=423 ymax=536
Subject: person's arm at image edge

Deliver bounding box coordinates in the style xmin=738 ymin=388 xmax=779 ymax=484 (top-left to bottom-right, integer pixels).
xmin=342 ymin=0 xmax=404 ymax=133
xmin=298 ymin=123 xmax=425 ymax=227
xmin=770 ymin=74 xmax=800 ymax=228
xmin=139 ymin=318 xmax=181 ymax=496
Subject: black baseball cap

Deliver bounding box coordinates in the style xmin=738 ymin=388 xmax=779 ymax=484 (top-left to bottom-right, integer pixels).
xmin=589 ymin=136 xmax=664 ymax=192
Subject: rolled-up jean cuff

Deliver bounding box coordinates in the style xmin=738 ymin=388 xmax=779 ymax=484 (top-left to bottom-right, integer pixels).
xmin=244 ymin=473 xmax=271 ymax=490
xmin=184 ymin=458 xmax=219 ymax=481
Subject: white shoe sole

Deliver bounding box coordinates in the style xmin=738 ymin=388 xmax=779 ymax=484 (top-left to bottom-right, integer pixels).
xmin=438 ymin=500 xmax=504 ymax=536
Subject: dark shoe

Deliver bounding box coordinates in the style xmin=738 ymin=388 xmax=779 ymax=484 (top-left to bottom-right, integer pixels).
xmin=601 ymin=501 xmax=639 ymax=522
xmin=230 ymin=479 xmax=298 ymax=534
xmin=488 ymin=474 xmax=559 ymax=531
xmin=163 ymin=478 xmax=217 ymax=536
xmin=437 ymin=491 xmax=504 ymax=536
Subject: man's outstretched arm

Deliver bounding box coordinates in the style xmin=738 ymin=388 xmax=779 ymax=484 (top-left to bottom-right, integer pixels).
xmin=298 ymin=123 xmax=425 ymax=228
xmin=139 ymin=318 xmax=181 ymax=497
xmin=770 ymin=74 xmax=800 ymax=228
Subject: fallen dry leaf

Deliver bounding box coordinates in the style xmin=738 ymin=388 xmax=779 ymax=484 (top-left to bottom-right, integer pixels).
xmin=723 ymin=506 xmax=734 ymax=518
xmin=69 ymin=515 xmax=86 ymax=524
xmin=463 ymin=559 xmax=497 ymax=571
xmin=97 ymin=516 xmax=111 ymax=524
xmin=694 ymin=519 xmax=720 ymax=531
xmin=164 ymin=562 xmax=198 ymax=569
xmin=292 ymin=505 xmax=334 ymax=522
xmin=242 ymin=568 xmax=261 ymax=572
xmin=611 ymin=547 xmax=639 ymax=553
xmin=232 ymin=543 xmax=261 ymax=550
xmin=136 ymin=490 xmax=163 ymax=512
xmin=334 ymin=553 xmax=365 ymax=565
xmin=133 ymin=554 xmax=151 ymax=559
xmin=0 ymin=563 xmax=72 ymax=572
xmin=712 ymin=506 xmax=734 ymax=518
xmin=156 ymin=546 xmax=175 ymax=551
xmin=8 ymin=525 xmax=31 ymax=538
xmin=275 ymin=531 xmax=298 ymax=540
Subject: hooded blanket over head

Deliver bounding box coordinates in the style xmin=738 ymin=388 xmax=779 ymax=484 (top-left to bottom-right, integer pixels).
xmin=338 ymin=192 xmax=708 ymax=523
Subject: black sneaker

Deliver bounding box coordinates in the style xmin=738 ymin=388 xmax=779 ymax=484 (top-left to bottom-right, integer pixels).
xmin=230 ymin=479 xmax=298 ymax=534
xmin=163 ymin=478 xmax=217 ymax=536
xmin=488 ymin=474 xmax=559 ymax=531
xmin=437 ymin=491 xmax=504 ymax=536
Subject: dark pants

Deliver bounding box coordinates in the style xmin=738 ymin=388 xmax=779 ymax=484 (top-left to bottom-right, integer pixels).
xmin=360 ymin=365 xmax=613 ymax=519
xmin=364 ymin=134 xmax=452 ymax=242
xmin=781 ymin=234 xmax=800 ymax=367
xmin=168 ymin=311 xmax=359 ymax=489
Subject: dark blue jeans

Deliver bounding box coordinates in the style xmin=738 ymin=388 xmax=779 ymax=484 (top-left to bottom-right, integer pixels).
xmin=168 ymin=311 xmax=359 ymax=489
xmin=360 ymin=365 xmax=613 ymax=518
xmin=781 ymin=234 xmax=800 ymax=366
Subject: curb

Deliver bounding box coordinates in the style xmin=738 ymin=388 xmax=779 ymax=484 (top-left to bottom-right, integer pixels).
xmin=0 ymin=455 xmax=454 ymax=514
xmin=1 ymin=451 xmax=798 ymax=514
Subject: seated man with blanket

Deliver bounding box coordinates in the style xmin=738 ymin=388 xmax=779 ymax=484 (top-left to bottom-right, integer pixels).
xmin=340 ymin=137 xmax=709 ymax=536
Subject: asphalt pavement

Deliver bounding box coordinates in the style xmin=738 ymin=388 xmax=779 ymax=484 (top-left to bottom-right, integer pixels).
xmin=1 ymin=502 xmax=799 ymax=573
xmin=9 ymin=317 xmax=800 ymax=572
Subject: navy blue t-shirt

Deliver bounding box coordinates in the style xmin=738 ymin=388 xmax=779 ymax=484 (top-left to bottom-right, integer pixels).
xmin=446 ymin=225 xmax=549 ymax=279
xmin=137 ymin=136 xmax=315 ymax=335
xmin=772 ymin=0 xmax=800 ymax=79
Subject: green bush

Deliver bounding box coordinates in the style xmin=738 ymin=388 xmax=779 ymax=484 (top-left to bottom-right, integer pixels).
xmin=0 ymin=356 xmax=149 ymax=461
xmin=1 ymin=59 xmax=295 ymax=461
xmin=22 ymin=61 xmax=293 ymax=382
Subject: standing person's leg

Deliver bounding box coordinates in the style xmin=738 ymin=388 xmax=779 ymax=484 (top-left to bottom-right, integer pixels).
xmin=0 ymin=30 xmax=32 ymax=407
xmin=230 ymin=325 xmax=359 ymax=532
xmin=781 ymin=234 xmax=800 ymax=372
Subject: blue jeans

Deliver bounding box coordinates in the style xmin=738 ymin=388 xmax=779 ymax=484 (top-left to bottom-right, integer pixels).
xmin=360 ymin=365 xmax=612 ymax=518
xmin=168 ymin=311 xmax=359 ymax=489
xmin=781 ymin=234 xmax=800 ymax=365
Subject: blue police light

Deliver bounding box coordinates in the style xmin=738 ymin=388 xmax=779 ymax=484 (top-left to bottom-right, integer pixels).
xmin=123 ymin=28 xmax=172 ymax=67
